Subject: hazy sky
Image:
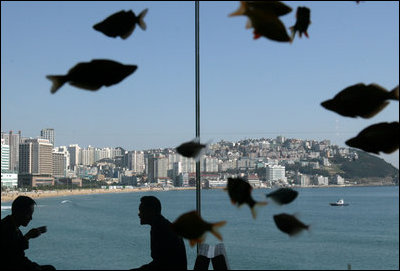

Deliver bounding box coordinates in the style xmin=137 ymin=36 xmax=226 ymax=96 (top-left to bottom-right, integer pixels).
xmin=1 ymin=1 xmax=399 ymax=168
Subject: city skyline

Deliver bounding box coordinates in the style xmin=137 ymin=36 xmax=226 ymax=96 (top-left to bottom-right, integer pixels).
xmin=3 ymin=127 xmax=379 ymax=188
xmin=2 ymin=2 xmax=398 ymax=168
xmin=1 ymin=127 xmax=399 ymax=169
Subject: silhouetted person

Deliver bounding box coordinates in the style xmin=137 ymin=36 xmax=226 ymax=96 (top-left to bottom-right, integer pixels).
xmin=131 ymin=196 xmax=187 ymax=270
xmin=1 ymin=196 xmax=55 ymax=270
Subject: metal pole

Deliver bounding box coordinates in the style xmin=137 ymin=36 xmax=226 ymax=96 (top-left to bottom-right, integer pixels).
xmin=195 ymin=1 xmax=200 ymax=215
xmin=195 ymin=0 xmax=201 ymax=253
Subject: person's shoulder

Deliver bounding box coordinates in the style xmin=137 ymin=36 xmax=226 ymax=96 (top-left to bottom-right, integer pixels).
xmin=1 ymin=215 xmax=14 ymax=233
xmin=153 ymin=215 xmax=173 ymax=231
xmin=1 ymin=215 xmax=12 ymax=225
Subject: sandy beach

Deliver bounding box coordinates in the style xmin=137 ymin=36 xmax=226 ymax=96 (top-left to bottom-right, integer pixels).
xmin=1 ymin=187 xmax=196 ymax=203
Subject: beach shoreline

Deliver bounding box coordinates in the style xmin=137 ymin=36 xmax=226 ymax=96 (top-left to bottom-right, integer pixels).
xmin=1 ymin=184 xmax=396 ymax=203
xmin=1 ymin=187 xmax=196 ymax=203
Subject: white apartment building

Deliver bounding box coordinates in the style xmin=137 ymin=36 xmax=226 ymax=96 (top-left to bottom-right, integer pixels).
xmin=265 ymin=165 xmax=286 ymax=181
xmin=1 ymin=139 xmax=10 ymax=172
xmin=1 ymin=172 xmax=18 ymax=188
xmin=202 ymin=156 xmax=219 ymax=172
xmin=128 ymin=150 xmax=145 ymax=173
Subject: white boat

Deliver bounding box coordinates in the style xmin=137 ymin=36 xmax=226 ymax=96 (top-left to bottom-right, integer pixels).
xmin=330 ymin=199 xmax=349 ymax=206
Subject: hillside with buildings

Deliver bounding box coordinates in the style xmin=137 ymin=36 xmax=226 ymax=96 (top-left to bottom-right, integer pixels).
xmin=1 ymin=131 xmax=398 ymax=190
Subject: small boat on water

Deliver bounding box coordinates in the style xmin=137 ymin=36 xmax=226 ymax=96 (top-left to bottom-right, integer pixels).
xmin=330 ymin=199 xmax=349 ymax=206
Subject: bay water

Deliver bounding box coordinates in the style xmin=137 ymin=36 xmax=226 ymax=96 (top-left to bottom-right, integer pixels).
xmin=1 ymin=186 xmax=398 ymax=270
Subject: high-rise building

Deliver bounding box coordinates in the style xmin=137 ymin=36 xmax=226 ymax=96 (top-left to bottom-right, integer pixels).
xmin=52 ymin=151 xmax=67 ymax=178
xmin=18 ymin=138 xmax=54 ymax=187
xmin=127 ymin=150 xmax=145 ymax=173
xmin=40 ymin=128 xmax=55 ymax=146
xmin=1 ymin=139 xmax=10 ymax=172
xmin=68 ymin=144 xmax=81 ymax=168
xmin=80 ymin=146 xmax=95 ymax=166
xmin=94 ymin=147 xmax=111 ymax=162
xmin=147 ymin=155 xmax=169 ymax=182
xmin=1 ymin=130 xmax=21 ymax=172
xmin=202 ymin=156 xmax=218 ymax=172
xmin=19 ymin=138 xmax=53 ymax=175
xmin=157 ymin=157 xmax=169 ymax=178
xmin=172 ymin=162 xmax=182 ymax=180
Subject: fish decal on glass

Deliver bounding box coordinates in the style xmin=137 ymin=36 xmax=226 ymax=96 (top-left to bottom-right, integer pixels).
xmin=273 ymin=213 xmax=309 ymax=236
xmin=321 ymin=83 xmax=399 ymax=119
xmin=47 ymin=59 xmax=137 ymax=93
xmin=266 ymin=188 xmax=298 ymax=205
xmin=345 ymin=122 xmax=399 ymax=154
xmin=226 ymin=177 xmax=267 ymax=219
xmin=93 ymin=9 xmax=148 ymax=39
xmin=171 ymin=211 xmax=226 ymax=247
xmin=176 ymin=138 xmax=207 ymax=161
xmin=289 ymin=6 xmax=311 ymax=41
xmin=229 ymin=1 xmax=291 ymax=42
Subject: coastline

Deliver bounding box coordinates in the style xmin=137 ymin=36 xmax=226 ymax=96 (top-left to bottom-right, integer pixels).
xmin=0 ymin=187 xmax=196 ymax=203
xmin=1 ymin=184 xmax=397 ymax=203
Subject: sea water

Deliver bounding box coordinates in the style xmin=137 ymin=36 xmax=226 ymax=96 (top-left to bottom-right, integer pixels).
xmin=1 ymin=186 xmax=398 ymax=270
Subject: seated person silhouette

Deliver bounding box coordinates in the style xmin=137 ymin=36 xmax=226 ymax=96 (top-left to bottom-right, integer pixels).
xmin=131 ymin=196 xmax=187 ymax=270
xmin=1 ymin=196 xmax=55 ymax=270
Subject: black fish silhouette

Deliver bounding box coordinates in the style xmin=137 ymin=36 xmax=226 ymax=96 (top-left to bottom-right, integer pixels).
xmin=176 ymin=138 xmax=206 ymax=160
xmin=266 ymin=188 xmax=298 ymax=205
xmin=47 ymin=59 xmax=137 ymax=93
xmin=229 ymin=1 xmax=291 ymax=42
xmin=226 ymin=177 xmax=267 ymax=219
xmin=273 ymin=213 xmax=309 ymax=236
xmin=290 ymin=6 xmax=311 ymax=41
xmin=93 ymin=9 xmax=148 ymax=39
xmin=171 ymin=211 xmax=226 ymax=247
xmin=232 ymin=1 xmax=292 ymax=18
xmin=321 ymin=83 xmax=399 ymax=118
xmin=345 ymin=122 xmax=399 ymax=154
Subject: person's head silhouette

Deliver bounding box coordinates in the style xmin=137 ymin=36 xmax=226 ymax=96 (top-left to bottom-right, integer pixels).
xmin=12 ymin=196 xmax=36 ymax=227
xmin=138 ymin=196 xmax=161 ymax=225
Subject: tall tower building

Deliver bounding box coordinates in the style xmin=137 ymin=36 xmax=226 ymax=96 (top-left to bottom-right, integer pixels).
xmin=1 ymin=138 xmax=10 ymax=172
xmin=52 ymin=151 xmax=67 ymax=178
xmin=68 ymin=144 xmax=81 ymax=168
xmin=19 ymin=138 xmax=54 ymax=187
xmin=1 ymin=131 xmax=21 ymax=172
xmin=128 ymin=150 xmax=145 ymax=173
xmin=155 ymin=157 xmax=169 ymax=179
xmin=19 ymin=138 xmax=53 ymax=175
xmin=41 ymin=128 xmax=55 ymax=146
xmin=147 ymin=155 xmax=157 ymax=183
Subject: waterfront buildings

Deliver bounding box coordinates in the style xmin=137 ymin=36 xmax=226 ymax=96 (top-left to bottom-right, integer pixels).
xmin=1 ymin=130 xmax=369 ymax=189
xmin=265 ymin=165 xmax=286 ymax=182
